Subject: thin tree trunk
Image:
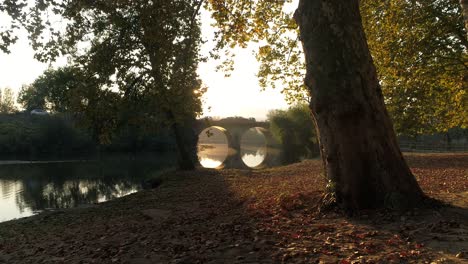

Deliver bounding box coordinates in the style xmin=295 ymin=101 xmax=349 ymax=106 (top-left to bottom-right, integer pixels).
xmin=140 ymin=3 xmax=201 ymax=171
xmin=141 ymin=38 xmax=195 ymax=170
xmin=446 ymin=132 xmax=452 ymax=151
xmin=461 ymin=0 xmax=468 ymax=36
xmin=167 ymin=111 xmax=196 ymax=170
xmin=294 ymin=0 xmax=424 ymax=210
xmin=461 ymin=0 xmax=468 ymax=102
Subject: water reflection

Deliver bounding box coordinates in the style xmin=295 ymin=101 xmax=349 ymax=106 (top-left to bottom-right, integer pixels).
xmin=241 ymin=128 xmax=267 ymax=168
xmin=199 ymin=156 xmax=224 ymax=168
xmin=242 ymin=148 xmax=267 ymax=168
xmin=198 ymin=127 xmax=272 ymax=169
xmin=198 ymin=127 xmax=229 ymax=168
xmin=0 ymin=156 xmax=174 ymax=222
xmin=0 ymin=180 xmax=34 ymax=221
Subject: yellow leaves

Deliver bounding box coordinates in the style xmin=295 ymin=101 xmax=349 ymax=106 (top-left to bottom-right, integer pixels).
xmin=258 ymin=45 xmax=272 ymax=57
xmin=362 ymin=0 xmax=467 ymax=135
xmin=207 ymin=0 xmax=306 ymax=105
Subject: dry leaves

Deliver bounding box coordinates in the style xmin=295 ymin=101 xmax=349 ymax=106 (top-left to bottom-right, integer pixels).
xmin=0 ymin=153 xmax=466 ymax=263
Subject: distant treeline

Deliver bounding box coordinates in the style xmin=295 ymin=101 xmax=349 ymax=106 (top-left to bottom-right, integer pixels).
xmin=399 ymin=127 xmax=468 ymax=152
xmin=2 ymin=110 xmax=465 ymax=161
xmin=0 ymin=113 xmax=178 ymax=159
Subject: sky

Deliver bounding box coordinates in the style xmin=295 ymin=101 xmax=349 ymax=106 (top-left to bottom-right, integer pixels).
xmin=0 ymin=5 xmax=293 ymax=121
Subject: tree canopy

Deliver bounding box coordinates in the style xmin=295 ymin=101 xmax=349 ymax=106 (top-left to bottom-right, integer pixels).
xmin=206 ymin=0 xmax=307 ymax=103
xmin=18 ymin=67 xmax=80 ymax=112
xmin=0 ymin=0 xmax=27 ymax=53
xmin=0 ymin=0 xmax=209 ymax=169
xmin=207 ymin=0 xmax=467 ymax=136
xmin=0 ymin=87 xmax=17 ymax=114
xmin=6 ymin=1 xmax=465 ymax=138
xmin=4 ymin=0 xmax=207 ymax=168
xmin=361 ymin=0 xmax=467 ymax=135
xmin=22 ymin=0 xmax=205 ymax=123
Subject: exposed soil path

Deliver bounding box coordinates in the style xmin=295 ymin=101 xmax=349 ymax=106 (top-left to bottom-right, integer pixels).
xmin=0 ymin=153 xmax=467 ymax=263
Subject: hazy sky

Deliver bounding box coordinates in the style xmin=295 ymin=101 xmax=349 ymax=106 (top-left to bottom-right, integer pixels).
xmin=0 ymin=4 xmax=296 ymax=121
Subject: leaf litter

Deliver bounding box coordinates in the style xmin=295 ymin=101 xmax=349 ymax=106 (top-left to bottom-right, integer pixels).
xmin=0 ymin=153 xmax=466 ymax=263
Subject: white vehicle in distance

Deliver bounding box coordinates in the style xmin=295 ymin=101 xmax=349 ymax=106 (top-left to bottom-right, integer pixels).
xmin=30 ymin=109 xmax=49 ymax=116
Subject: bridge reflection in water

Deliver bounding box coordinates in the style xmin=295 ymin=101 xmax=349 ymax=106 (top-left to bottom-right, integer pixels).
xmin=197 ymin=126 xmax=279 ymax=169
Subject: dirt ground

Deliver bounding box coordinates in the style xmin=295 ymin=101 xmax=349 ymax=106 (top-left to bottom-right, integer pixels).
xmin=0 ymin=153 xmax=467 ymax=264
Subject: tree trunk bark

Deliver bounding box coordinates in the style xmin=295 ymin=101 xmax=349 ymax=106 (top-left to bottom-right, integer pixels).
xmin=294 ymin=0 xmax=424 ymax=210
xmin=446 ymin=132 xmax=452 ymax=151
xmin=141 ymin=14 xmax=201 ymax=171
xmin=167 ymin=111 xmax=196 ymax=170
xmin=461 ymin=0 xmax=468 ymax=36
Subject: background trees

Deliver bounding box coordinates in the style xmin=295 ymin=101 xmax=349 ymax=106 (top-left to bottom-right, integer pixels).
xmin=17 ymin=0 xmax=206 ymax=169
xmin=208 ymin=0 xmax=467 ymax=137
xmin=0 ymin=87 xmax=17 ymax=114
xmin=0 ymin=114 xmax=93 ymax=158
xmin=18 ymin=67 xmax=80 ymax=112
xmin=361 ymin=0 xmax=467 ymax=136
xmin=268 ymin=104 xmax=318 ymax=164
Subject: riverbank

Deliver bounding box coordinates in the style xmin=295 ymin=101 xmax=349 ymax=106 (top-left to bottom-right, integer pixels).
xmin=0 ymin=160 xmax=90 ymax=165
xmin=0 ymin=153 xmax=467 ymax=263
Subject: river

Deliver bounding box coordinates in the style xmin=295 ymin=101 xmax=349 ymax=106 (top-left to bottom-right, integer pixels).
xmin=0 ymin=155 xmax=176 ymax=223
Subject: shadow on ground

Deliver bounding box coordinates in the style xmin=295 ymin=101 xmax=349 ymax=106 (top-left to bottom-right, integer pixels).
xmin=0 ymin=153 xmax=467 ymax=263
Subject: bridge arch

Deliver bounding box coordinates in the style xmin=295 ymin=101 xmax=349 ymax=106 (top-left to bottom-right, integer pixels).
xmin=197 ymin=125 xmax=277 ymax=169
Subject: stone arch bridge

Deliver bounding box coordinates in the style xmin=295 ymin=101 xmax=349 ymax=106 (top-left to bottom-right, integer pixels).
xmin=194 ymin=119 xmax=279 ymax=169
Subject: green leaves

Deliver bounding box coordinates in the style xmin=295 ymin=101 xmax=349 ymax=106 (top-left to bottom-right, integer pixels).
xmin=207 ymin=1 xmax=307 ymax=103
xmin=0 ymin=87 xmax=17 ymax=114
xmin=209 ymin=0 xmax=467 ymax=136
xmin=0 ymin=0 xmax=27 ymax=53
xmin=18 ymin=67 xmax=80 ymax=112
xmin=268 ymin=104 xmax=318 ymax=163
xmin=361 ymin=0 xmax=468 ymax=135
xmin=15 ymin=0 xmax=207 ymax=146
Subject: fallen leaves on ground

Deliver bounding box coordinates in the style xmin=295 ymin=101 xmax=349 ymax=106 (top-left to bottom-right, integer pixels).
xmin=0 ymin=153 xmax=466 ymax=263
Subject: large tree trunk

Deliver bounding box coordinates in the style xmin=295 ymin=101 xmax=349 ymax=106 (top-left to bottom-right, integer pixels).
xmin=461 ymin=0 xmax=468 ymax=35
xmin=294 ymin=0 xmax=424 ymax=210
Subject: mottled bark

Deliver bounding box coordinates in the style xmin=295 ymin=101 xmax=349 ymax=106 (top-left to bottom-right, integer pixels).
xmin=294 ymin=0 xmax=424 ymax=210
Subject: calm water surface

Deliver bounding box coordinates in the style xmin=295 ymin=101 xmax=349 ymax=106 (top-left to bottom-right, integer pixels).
xmin=198 ymin=143 xmax=268 ymax=168
xmin=197 ymin=126 xmax=270 ymax=168
xmin=0 ymin=156 xmax=175 ymax=222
